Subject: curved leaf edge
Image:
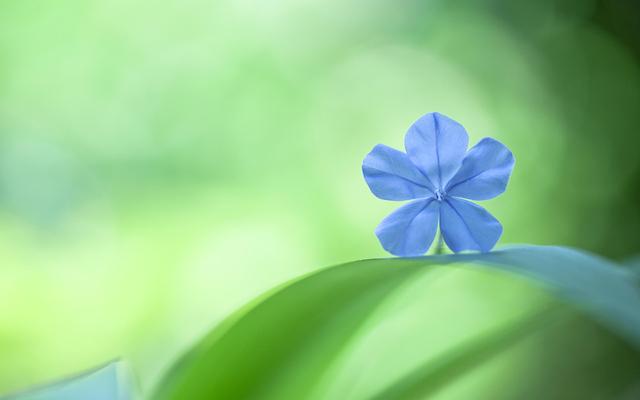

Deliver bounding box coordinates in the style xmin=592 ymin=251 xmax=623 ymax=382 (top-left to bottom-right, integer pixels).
xmin=153 ymin=245 xmax=640 ymax=399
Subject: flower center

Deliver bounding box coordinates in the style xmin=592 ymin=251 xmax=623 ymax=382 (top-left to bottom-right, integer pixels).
xmin=434 ymin=188 xmax=446 ymax=201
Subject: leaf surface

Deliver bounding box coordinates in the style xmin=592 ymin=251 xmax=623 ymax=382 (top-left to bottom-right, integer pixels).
xmin=368 ymin=305 xmax=559 ymax=400
xmin=154 ymin=245 xmax=640 ymax=400
xmin=1 ymin=361 xmax=132 ymax=400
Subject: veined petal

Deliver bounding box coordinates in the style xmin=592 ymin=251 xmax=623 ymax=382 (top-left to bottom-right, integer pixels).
xmin=363 ymin=144 xmax=435 ymax=200
xmin=446 ymin=138 xmax=515 ymax=200
xmin=404 ymin=112 xmax=469 ymax=190
xmin=375 ymin=198 xmax=439 ymax=256
xmin=440 ymin=197 xmax=502 ymax=253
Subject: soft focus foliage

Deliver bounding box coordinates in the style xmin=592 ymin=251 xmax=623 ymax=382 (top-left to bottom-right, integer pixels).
xmin=4 ymin=362 xmax=131 ymax=400
xmin=1 ymin=0 xmax=640 ymax=396
xmin=153 ymin=246 xmax=640 ymax=399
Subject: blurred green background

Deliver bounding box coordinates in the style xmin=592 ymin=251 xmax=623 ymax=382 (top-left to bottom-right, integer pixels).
xmin=1 ymin=0 xmax=640 ymax=397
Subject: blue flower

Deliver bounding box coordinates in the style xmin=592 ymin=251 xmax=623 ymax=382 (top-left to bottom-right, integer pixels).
xmin=362 ymin=112 xmax=515 ymax=256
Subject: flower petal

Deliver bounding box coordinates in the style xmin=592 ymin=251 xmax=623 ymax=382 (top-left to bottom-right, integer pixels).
xmin=363 ymin=144 xmax=435 ymax=200
xmin=375 ymin=198 xmax=439 ymax=256
xmin=440 ymin=197 xmax=502 ymax=253
xmin=404 ymin=112 xmax=469 ymax=189
xmin=446 ymin=138 xmax=515 ymax=200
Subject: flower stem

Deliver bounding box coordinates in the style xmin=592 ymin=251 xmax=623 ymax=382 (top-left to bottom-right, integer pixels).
xmin=434 ymin=231 xmax=444 ymax=255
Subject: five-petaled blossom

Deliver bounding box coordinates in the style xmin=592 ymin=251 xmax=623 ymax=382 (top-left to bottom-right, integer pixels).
xmin=362 ymin=112 xmax=515 ymax=256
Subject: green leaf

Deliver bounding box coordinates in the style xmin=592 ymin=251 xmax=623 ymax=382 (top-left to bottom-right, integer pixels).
xmin=458 ymin=246 xmax=640 ymax=348
xmin=625 ymin=255 xmax=640 ymax=275
xmin=153 ymin=258 xmax=437 ymax=400
xmin=367 ymin=305 xmax=560 ymax=400
xmin=1 ymin=361 xmax=133 ymax=400
xmin=153 ymin=245 xmax=640 ymax=400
